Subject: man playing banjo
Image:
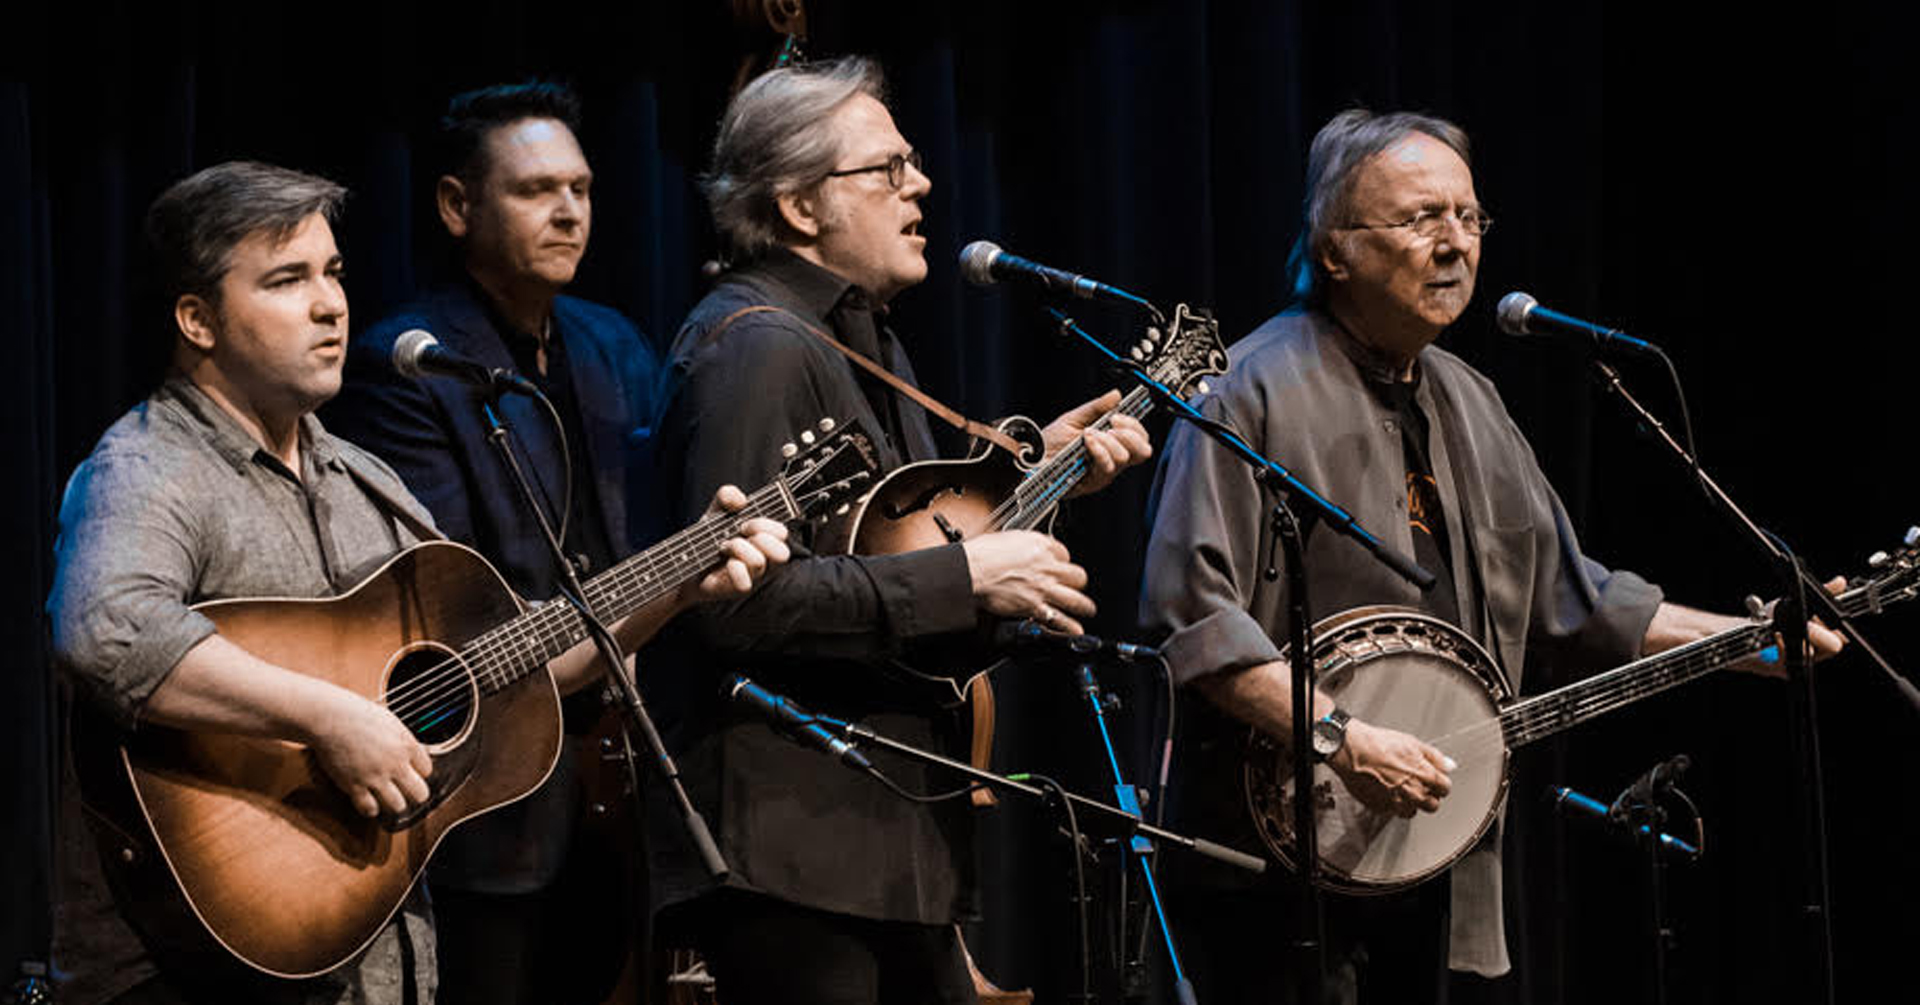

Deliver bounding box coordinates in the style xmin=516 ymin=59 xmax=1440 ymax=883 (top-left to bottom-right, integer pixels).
xmin=1138 ymin=109 xmax=1844 ymax=1004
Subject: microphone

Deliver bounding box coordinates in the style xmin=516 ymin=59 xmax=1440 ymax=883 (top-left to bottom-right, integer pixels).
xmin=725 ymin=676 xmax=873 ymax=772
xmin=1495 ymin=293 xmax=1660 ymax=354
xmin=1548 ymin=785 xmax=1700 ymax=859
xmin=993 ymin=619 xmax=1163 ymax=663
xmin=958 ymin=241 xmax=1158 ymax=315
xmin=1608 ymin=752 xmax=1691 ymax=822
xmin=392 ymin=329 xmax=540 ymax=396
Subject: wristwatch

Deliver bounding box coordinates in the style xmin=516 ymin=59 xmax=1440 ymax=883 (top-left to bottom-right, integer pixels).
xmin=1310 ymin=707 xmax=1352 ymax=762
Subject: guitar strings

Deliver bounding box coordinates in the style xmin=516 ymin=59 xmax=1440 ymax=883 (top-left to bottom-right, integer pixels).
xmin=379 ymin=485 xmax=793 ymax=729
xmin=384 ymin=489 xmax=787 ymax=723
xmin=385 ymin=497 xmax=781 ymax=728
xmin=384 ymin=505 xmax=771 ymax=726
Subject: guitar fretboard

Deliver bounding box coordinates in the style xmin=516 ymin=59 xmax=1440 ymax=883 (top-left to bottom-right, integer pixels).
xmin=457 ymin=484 xmax=795 ymax=694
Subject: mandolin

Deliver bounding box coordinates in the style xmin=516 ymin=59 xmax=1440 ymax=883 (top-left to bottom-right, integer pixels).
xmin=836 ymin=306 xmax=1226 ymax=795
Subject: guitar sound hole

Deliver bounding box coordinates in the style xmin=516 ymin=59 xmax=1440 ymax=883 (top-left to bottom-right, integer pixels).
xmin=384 ymin=644 xmax=478 ymax=748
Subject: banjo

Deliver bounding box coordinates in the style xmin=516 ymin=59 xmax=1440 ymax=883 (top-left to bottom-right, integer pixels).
xmin=1243 ymin=528 xmax=1920 ymax=893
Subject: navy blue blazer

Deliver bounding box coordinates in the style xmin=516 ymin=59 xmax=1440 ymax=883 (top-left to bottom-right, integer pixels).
xmin=324 ymin=282 xmax=662 ymax=892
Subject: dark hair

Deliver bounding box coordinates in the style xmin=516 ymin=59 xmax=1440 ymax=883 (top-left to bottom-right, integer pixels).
xmin=704 ymin=56 xmax=887 ymax=260
xmin=436 ymin=81 xmax=584 ymax=186
xmin=1285 ymin=109 xmax=1471 ymax=306
xmin=145 ymin=160 xmax=347 ymax=306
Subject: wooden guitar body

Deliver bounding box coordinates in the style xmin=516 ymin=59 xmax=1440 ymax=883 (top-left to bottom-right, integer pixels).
xmin=114 ymin=541 xmax=559 ymax=978
xmin=74 ymin=419 xmax=883 ymax=979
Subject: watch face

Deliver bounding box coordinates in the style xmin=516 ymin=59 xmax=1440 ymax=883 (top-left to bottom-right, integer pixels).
xmin=1311 ymin=720 xmax=1342 ymax=757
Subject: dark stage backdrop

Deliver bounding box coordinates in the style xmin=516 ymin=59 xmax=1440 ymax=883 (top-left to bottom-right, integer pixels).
xmin=5 ymin=3 xmax=1916 ymax=1002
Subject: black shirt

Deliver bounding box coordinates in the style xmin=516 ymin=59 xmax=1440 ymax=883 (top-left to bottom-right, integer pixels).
xmin=645 ymin=250 xmax=982 ymax=925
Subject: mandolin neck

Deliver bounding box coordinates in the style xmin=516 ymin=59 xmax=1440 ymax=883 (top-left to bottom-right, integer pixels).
xmin=998 ymin=384 xmax=1157 ymax=532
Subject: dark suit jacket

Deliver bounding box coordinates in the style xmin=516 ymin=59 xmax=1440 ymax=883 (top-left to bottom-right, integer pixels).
xmin=324 ymin=281 xmax=662 ymax=892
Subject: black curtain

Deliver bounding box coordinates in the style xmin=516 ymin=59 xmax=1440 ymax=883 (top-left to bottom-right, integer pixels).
xmin=7 ymin=3 xmax=1916 ymax=1002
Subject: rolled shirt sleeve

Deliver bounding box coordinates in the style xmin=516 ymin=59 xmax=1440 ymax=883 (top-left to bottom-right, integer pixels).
xmin=48 ymin=445 xmax=219 ymax=729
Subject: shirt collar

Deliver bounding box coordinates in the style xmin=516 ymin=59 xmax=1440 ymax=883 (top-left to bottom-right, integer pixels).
xmin=750 ymin=248 xmax=880 ymax=323
xmin=158 ymin=375 xmax=340 ymax=476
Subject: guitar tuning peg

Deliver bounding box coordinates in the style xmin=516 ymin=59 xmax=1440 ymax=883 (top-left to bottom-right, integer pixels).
xmin=1905 ymin=526 xmax=1919 ymax=547
xmin=800 ymin=430 xmax=816 ymax=445
xmin=819 ymin=417 xmax=836 ymax=432
xmin=1868 ymin=550 xmax=1891 ymax=569
xmin=781 ymin=442 xmax=798 ymax=458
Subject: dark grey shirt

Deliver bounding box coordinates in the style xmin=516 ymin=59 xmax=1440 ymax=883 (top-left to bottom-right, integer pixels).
xmin=1140 ymin=309 xmax=1663 ymax=975
xmin=47 ymin=377 xmax=438 ymax=1004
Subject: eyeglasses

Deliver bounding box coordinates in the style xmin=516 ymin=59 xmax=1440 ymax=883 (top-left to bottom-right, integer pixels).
xmin=823 ymin=150 xmax=924 ymax=191
xmin=1341 ymin=207 xmax=1494 ymax=241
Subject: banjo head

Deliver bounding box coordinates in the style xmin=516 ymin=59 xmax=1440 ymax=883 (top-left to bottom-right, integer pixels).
xmin=1243 ymin=607 xmax=1509 ymax=893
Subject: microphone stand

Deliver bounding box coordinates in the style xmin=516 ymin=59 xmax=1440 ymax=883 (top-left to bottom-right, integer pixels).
xmin=478 ymin=397 xmax=729 ymax=880
xmin=1069 ymin=658 xmax=1196 ymax=1005
xmin=1043 ymin=307 xmax=1435 ymax=1005
xmin=1589 ymin=360 xmax=1870 ymax=1005
xmin=1549 ymin=771 xmax=1703 ymax=1005
xmin=797 ymin=702 xmax=1272 ymax=875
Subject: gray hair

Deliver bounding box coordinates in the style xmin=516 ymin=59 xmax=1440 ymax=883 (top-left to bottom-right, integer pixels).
xmin=704 ymin=56 xmax=887 ymax=260
xmin=146 ymin=160 xmax=347 ymax=306
xmin=1285 ymin=109 xmax=1471 ymax=306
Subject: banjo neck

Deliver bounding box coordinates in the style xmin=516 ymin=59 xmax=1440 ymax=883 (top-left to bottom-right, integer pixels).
xmin=1500 ymin=572 xmax=1896 ymax=749
xmin=1498 ymin=620 xmax=1774 ymax=749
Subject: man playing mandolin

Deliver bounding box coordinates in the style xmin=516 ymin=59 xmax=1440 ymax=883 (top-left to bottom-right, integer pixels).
xmin=645 ymin=56 xmax=1151 ymax=1005
xmin=1139 ymin=110 xmax=1845 ymax=1004
xmin=46 ymin=161 xmax=788 ymax=1005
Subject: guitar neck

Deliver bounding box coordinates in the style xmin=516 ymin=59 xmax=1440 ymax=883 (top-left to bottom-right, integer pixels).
xmin=458 ymin=483 xmax=796 ymax=694
xmin=1500 ymin=578 xmax=1888 ymax=748
xmin=999 ymin=384 xmax=1157 ymax=532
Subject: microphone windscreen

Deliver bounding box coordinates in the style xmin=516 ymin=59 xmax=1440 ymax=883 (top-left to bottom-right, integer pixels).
xmin=1495 ymin=292 xmax=1537 ymax=336
xmin=392 ymin=329 xmax=439 ymax=379
xmin=958 ymin=241 xmax=1002 ymax=287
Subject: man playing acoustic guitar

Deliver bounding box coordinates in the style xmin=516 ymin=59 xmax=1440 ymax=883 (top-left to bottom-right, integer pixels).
xmin=47 ymin=161 xmax=787 ymax=1005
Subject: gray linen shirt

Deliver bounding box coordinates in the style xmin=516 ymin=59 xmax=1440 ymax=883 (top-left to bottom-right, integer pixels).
xmin=46 ymin=376 xmax=439 ymax=1004
xmin=1139 ymin=309 xmax=1663 ymax=976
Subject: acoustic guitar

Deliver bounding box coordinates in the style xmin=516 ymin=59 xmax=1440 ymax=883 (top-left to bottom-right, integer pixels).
xmin=75 ymin=419 xmax=879 ymax=978
xmin=1242 ymin=528 xmax=1920 ymax=892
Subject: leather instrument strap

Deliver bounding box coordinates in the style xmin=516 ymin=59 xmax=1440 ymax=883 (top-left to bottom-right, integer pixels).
xmin=706 ymin=304 xmax=1009 ymax=806
xmin=706 ymin=305 xmax=1024 ymax=456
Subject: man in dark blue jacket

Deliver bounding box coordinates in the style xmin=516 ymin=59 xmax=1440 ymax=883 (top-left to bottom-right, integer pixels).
xmin=325 ymin=82 xmax=723 ymax=1005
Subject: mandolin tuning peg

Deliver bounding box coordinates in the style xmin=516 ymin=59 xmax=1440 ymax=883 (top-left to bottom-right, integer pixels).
xmin=1145 ymin=327 xmax=1162 ymax=342
xmin=1744 ymin=595 xmax=1768 ymax=618
xmin=781 ymin=442 xmax=798 ymax=459
xmin=818 ymin=417 xmax=836 ymax=432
